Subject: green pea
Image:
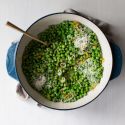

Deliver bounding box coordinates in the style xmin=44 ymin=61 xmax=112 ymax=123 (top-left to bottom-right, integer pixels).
xmin=22 ymin=21 xmax=103 ymax=103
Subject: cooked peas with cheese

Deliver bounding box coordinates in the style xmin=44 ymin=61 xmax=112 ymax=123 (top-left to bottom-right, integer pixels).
xmin=22 ymin=21 xmax=104 ymax=102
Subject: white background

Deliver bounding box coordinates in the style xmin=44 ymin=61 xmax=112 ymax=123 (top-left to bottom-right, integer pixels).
xmin=0 ymin=0 xmax=125 ymax=125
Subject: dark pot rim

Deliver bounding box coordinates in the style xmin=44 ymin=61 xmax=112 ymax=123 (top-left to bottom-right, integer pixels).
xmin=15 ymin=12 xmax=113 ymax=110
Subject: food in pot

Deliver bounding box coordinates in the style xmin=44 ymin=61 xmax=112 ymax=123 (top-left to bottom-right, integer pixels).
xmin=22 ymin=21 xmax=104 ymax=102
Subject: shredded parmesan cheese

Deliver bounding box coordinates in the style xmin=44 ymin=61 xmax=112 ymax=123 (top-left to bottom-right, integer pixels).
xmin=74 ymin=34 xmax=89 ymax=51
xmin=33 ymin=75 xmax=46 ymax=90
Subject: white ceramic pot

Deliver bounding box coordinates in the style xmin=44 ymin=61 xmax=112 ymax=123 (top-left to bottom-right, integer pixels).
xmin=16 ymin=13 xmax=113 ymax=110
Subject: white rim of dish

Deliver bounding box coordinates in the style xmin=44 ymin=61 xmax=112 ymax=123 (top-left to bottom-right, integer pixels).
xmin=16 ymin=13 xmax=113 ymax=110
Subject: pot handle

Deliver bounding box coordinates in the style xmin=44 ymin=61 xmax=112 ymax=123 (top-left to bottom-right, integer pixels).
xmin=109 ymin=42 xmax=122 ymax=80
xmin=6 ymin=41 xmax=122 ymax=81
xmin=6 ymin=42 xmax=19 ymax=81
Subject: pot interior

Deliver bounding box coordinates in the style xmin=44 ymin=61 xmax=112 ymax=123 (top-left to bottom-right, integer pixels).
xmin=16 ymin=13 xmax=113 ymax=109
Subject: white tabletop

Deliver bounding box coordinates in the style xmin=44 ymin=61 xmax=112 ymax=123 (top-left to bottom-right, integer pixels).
xmin=0 ymin=0 xmax=125 ymax=125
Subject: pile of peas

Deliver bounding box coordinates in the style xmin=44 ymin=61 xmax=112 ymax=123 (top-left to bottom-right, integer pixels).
xmin=22 ymin=21 xmax=103 ymax=102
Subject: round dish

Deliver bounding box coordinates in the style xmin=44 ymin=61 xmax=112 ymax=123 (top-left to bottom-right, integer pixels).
xmin=16 ymin=13 xmax=113 ymax=110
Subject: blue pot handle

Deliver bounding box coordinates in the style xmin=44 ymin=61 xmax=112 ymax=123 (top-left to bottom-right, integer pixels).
xmin=109 ymin=42 xmax=122 ymax=80
xmin=6 ymin=42 xmax=19 ymax=81
xmin=6 ymin=41 xmax=122 ymax=81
